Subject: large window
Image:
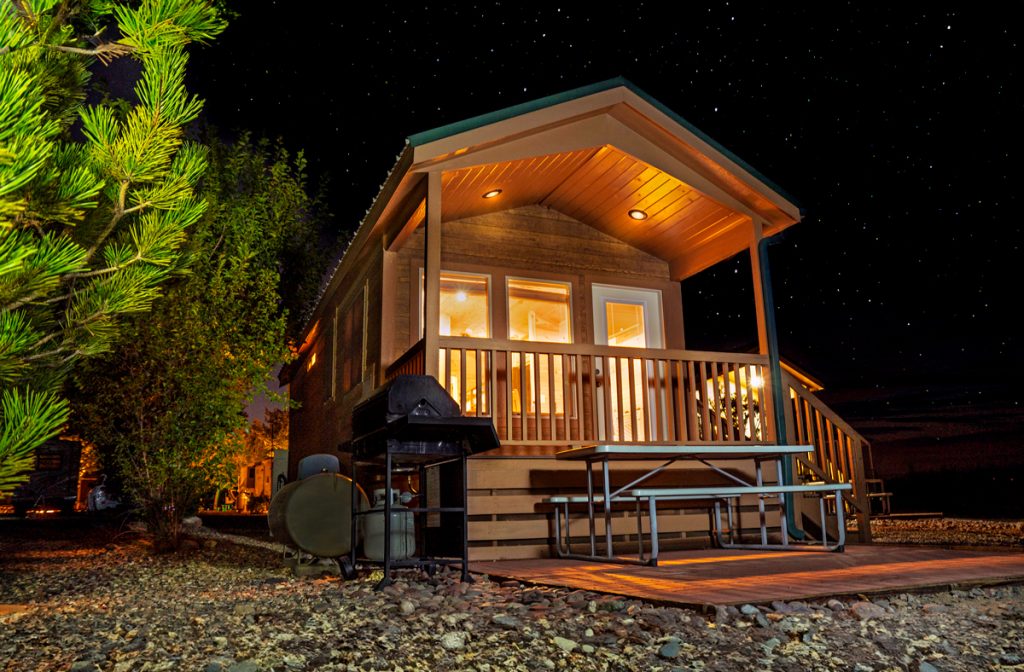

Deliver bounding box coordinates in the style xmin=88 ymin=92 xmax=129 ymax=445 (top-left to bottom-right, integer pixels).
xmin=507 ymin=278 xmax=572 ymax=343
xmin=438 ymin=271 xmax=490 ymax=338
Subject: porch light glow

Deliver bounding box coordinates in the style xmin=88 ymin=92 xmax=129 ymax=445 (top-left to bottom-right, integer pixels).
xmin=749 ymin=373 xmax=764 ymax=388
xmin=482 ymin=189 xmax=502 ymax=199
xmin=455 ymin=290 xmax=468 ymax=302
xmin=628 ymin=209 xmax=648 ymax=220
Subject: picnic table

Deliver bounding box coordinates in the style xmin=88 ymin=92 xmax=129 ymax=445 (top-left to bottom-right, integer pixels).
xmin=548 ymin=444 xmax=850 ymax=565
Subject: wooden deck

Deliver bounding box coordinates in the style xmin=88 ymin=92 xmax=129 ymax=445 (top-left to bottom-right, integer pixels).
xmin=473 ymin=545 xmax=1024 ymax=607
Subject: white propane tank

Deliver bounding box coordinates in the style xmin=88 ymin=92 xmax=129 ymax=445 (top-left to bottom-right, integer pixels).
xmin=362 ymin=488 xmax=415 ymax=561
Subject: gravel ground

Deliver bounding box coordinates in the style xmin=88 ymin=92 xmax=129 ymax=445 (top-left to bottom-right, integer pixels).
xmin=1 ymin=519 xmax=1022 ymax=672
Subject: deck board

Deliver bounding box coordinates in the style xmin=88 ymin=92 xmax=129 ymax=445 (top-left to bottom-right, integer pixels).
xmin=472 ymin=545 xmax=1024 ymax=607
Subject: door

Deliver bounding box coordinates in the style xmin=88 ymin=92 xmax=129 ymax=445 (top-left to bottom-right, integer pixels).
xmin=592 ymin=285 xmax=664 ymax=441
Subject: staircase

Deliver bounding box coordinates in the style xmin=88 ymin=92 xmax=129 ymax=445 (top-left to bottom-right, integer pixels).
xmin=783 ymin=371 xmax=873 ymax=543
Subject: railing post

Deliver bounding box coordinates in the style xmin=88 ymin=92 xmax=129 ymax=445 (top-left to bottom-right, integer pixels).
xmin=423 ymin=171 xmax=442 ymax=379
xmin=850 ymin=438 xmax=873 ymax=543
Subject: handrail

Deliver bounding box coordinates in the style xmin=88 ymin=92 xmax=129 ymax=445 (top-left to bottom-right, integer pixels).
xmin=438 ymin=337 xmax=770 ymax=366
xmin=784 ymin=370 xmax=872 ymax=542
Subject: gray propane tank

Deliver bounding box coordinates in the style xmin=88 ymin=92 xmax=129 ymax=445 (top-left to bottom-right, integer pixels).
xmin=362 ymin=488 xmax=416 ymax=561
xmin=268 ymin=473 xmax=368 ymax=557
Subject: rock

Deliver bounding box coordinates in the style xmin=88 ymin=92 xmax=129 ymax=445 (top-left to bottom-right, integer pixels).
xmin=232 ymin=602 xmax=257 ymax=617
xmin=762 ymin=637 xmax=781 ymax=653
xmin=500 ymin=580 xmax=520 ymax=588
xmin=777 ymin=616 xmax=811 ymax=636
xmin=227 ymin=663 xmax=259 ymax=672
xmin=714 ymin=605 xmax=729 ymax=625
xmin=204 ymin=664 xmax=226 ymax=672
xmin=440 ymin=631 xmax=467 ymax=650
xmin=922 ymin=603 xmax=949 ymax=614
xmin=919 ymin=662 xmax=939 ymax=672
xmin=182 ymin=516 xmax=203 ymax=527
xmin=826 ymin=599 xmax=845 ymax=611
xmin=399 ymin=599 xmax=416 ymax=615
xmin=69 ymin=663 xmax=95 ymax=672
xmin=755 ymin=613 xmax=770 ymax=628
xmin=552 ymin=636 xmax=578 ymax=652
xmin=740 ymin=604 xmax=760 ymax=616
xmin=657 ymin=637 xmax=681 ymax=659
xmin=587 ymin=600 xmax=597 ymax=613
xmin=584 ymin=628 xmax=594 ymax=637
xmin=202 ymin=539 xmax=217 ymax=549
xmin=581 ymin=644 xmax=595 ymax=654
xmin=491 ymin=615 xmax=520 ymax=629
xmin=850 ymin=601 xmax=887 ymax=621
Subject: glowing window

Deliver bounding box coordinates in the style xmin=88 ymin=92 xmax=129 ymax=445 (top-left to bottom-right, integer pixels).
xmin=507 ymin=278 xmax=572 ymax=343
xmin=605 ymin=301 xmax=646 ymax=347
xmin=439 ymin=272 xmax=490 ymax=338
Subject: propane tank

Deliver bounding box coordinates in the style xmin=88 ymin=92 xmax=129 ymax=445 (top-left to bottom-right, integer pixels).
xmin=362 ymin=488 xmax=415 ymax=561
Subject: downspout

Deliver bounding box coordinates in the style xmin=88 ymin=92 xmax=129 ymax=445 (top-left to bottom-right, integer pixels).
xmin=757 ymin=235 xmax=805 ymax=541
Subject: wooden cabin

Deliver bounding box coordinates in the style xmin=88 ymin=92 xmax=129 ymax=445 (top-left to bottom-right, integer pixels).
xmin=287 ymin=79 xmax=873 ymax=560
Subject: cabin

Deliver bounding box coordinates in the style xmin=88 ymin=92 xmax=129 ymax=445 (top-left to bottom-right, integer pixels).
xmin=286 ymin=79 xmax=873 ymax=560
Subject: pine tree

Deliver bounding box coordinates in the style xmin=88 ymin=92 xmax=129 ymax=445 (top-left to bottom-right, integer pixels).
xmin=0 ymin=0 xmax=225 ymax=496
xmin=72 ymin=136 xmax=329 ymax=549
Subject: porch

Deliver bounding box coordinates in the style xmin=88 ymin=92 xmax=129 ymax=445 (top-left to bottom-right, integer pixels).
xmin=474 ymin=545 xmax=1024 ymax=608
xmin=387 ymin=337 xmax=876 ymax=554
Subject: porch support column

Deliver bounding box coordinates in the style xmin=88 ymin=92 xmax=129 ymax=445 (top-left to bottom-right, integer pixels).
xmin=750 ymin=221 xmax=805 ymax=540
xmin=423 ymin=171 xmax=442 ymax=378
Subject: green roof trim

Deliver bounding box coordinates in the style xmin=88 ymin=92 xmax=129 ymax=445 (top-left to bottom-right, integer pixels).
xmin=407 ymin=76 xmax=802 ymax=212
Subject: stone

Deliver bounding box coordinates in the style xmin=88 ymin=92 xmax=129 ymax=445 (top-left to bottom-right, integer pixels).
xmin=182 ymin=516 xmax=203 ymax=527
xmin=70 ymin=664 xmax=95 ymax=672
xmin=850 ymin=601 xmax=887 ymax=621
xmin=740 ymin=604 xmax=760 ymax=616
xmin=584 ymin=628 xmax=594 ymax=637
xmin=777 ymin=617 xmax=811 ymax=636
xmin=227 ymin=663 xmax=259 ymax=672
xmin=440 ymin=631 xmax=467 ymax=650
xmin=714 ymin=605 xmax=729 ymax=625
xmin=922 ymin=603 xmax=949 ymax=614
xmin=919 ymin=662 xmax=939 ymax=672
xmin=491 ymin=615 xmax=520 ymax=629
xmin=762 ymin=637 xmax=781 ymax=653
xmin=827 ymin=599 xmax=846 ymax=611
xmin=755 ymin=614 xmax=770 ymax=628
xmin=552 ymin=636 xmax=578 ymax=653
xmin=399 ymin=599 xmax=416 ymax=615
xmin=657 ymin=637 xmax=681 ymax=659
xmin=581 ymin=644 xmax=595 ymax=654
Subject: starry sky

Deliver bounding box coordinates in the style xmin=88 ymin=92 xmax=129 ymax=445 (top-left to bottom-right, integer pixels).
xmin=187 ymin=3 xmax=1020 ymax=482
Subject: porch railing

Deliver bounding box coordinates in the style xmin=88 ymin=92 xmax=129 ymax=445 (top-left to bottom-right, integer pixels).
xmin=784 ymin=370 xmax=872 ymax=541
xmin=433 ymin=337 xmax=773 ymax=446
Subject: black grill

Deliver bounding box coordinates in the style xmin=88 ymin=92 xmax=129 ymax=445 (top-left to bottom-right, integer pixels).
xmin=351 ymin=374 xmax=498 ymax=457
xmin=349 ymin=375 xmax=499 ymax=587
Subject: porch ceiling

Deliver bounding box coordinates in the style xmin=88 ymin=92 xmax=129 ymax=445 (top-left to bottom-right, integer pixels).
xmin=439 ymin=146 xmax=751 ymax=278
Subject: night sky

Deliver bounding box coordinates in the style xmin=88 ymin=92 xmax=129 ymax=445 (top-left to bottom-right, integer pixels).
xmin=188 ymin=4 xmax=1020 ymax=488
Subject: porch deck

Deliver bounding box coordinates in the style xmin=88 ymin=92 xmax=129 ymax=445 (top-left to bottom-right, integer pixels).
xmin=472 ymin=545 xmax=1024 ymax=608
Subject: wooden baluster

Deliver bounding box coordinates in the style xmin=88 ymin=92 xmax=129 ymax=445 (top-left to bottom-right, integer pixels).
xmin=688 ymin=361 xmax=702 ymax=441
xmin=547 ymin=353 xmax=557 ymax=441
xmin=532 ymin=352 xmax=542 ymax=442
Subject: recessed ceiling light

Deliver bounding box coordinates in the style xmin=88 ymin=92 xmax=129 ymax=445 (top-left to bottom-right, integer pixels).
xmin=628 ymin=209 xmax=648 ymax=220
xmin=482 ymin=189 xmax=502 ymax=199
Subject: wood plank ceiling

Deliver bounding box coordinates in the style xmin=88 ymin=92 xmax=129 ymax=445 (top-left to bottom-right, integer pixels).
xmin=439 ymin=146 xmax=750 ymax=270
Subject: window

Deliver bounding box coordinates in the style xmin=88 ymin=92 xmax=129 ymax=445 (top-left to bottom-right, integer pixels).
xmin=421 ymin=270 xmax=491 ymax=338
xmin=338 ymin=284 xmax=365 ymax=394
xmin=507 ymin=278 xmax=572 ymax=343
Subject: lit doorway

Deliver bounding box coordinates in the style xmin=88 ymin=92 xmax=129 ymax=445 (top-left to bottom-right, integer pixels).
xmin=592 ymin=285 xmax=664 ymax=441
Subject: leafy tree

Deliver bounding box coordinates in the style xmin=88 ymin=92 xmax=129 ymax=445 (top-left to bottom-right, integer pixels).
xmin=0 ymin=0 xmax=226 ymax=496
xmin=72 ymin=137 xmax=329 ymax=549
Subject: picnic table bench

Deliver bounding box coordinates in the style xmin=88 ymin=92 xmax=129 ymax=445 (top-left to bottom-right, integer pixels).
xmin=545 ymin=444 xmax=852 ymax=565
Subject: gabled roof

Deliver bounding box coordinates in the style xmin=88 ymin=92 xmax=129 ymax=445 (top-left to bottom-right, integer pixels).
xmin=408 ymin=77 xmax=800 ymax=211
xmin=297 ymin=79 xmax=804 ymax=353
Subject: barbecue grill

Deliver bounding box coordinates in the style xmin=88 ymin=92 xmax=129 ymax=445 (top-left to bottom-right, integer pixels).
xmin=349 ymin=375 xmax=499 ymax=587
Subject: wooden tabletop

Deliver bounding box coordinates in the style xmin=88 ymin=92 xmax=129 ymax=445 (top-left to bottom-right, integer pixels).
xmin=555 ymin=444 xmax=814 ymax=461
